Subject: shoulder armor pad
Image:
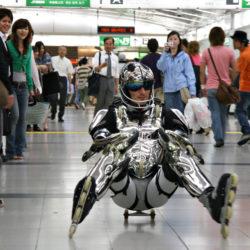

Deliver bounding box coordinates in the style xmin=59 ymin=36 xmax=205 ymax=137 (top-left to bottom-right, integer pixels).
xmin=89 ymin=109 xmax=108 ymax=134
xmin=171 ymin=108 xmax=190 ymax=131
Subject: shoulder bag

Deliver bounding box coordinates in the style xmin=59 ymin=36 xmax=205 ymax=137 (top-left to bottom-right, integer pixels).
xmin=42 ymin=71 xmax=60 ymax=97
xmin=208 ymin=48 xmax=240 ymax=105
xmin=88 ymin=52 xmax=101 ymax=96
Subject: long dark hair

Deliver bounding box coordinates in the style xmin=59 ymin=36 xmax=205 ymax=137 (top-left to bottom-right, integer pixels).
xmin=11 ymin=18 xmax=33 ymax=56
xmin=167 ymin=30 xmax=182 ymax=56
xmin=35 ymin=41 xmax=46 ymax=56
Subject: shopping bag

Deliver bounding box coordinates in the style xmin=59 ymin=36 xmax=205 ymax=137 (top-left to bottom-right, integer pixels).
xmin=184 ymin=98 xmax=212 ymax=131
xmin=26 ymin=98 xmax=49 ymax=124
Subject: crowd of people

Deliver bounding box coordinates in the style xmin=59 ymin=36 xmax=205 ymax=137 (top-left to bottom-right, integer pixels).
xmin=0 ymin=7 xmax=250 ymax=207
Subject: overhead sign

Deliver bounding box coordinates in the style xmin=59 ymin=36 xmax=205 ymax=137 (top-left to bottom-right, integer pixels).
xmin=26 ymin=0 xmax=90 ymax=7
xmin=100 ymin=36 xmax=130 ymax=46
xmin=92 ymin=0 xmax=241 ymax=9
xmin=242 ymin=0 xmax=250 ymax=8
xmin=98 ymin=26 xmax=135 ymax=35
xmin=110 ymin=0 xmax=123 ymax=4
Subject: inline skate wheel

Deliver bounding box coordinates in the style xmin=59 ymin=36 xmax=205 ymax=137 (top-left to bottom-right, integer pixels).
xmin=69 ymin=224 xmax=77 ymax=238
xmin=221 ymin=224 xmax=229 ymax=239
xmin=150 ymin=209 xmax=155 ymax=221
xmin=124 ymin=209 xmax=129 ymax=221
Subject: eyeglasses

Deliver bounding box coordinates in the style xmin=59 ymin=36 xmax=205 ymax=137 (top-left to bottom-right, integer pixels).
xmin=125 ymin=81 xmax=154 ymax=91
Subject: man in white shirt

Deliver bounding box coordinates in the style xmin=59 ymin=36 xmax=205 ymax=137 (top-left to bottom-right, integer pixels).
xmin=51 ymin=46 xmax=74 ymax=122
xmin=93 ymin=37 xmax=119 ymax=115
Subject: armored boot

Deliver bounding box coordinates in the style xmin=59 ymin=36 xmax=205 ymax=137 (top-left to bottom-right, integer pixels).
xmin=199 ymin=173 xmax=238 ymax=238
xmin=69 ymin=176 xmax=96 ymax=238
xmin=69 ymin=130 xmax=138 ymax=238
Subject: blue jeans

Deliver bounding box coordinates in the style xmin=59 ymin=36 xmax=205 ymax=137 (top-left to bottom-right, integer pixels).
xmin=206 ymin=89 xmax=227 ymax=142
xmin=6 ymin=86 xmax=29 ymax=157
xmin=235 ymin=91 xmax=250 ymax=135
xmin=74 ymin=89 xmax=80 ymax=105
xmin=164 ymin=92 xmax=184 ymax=114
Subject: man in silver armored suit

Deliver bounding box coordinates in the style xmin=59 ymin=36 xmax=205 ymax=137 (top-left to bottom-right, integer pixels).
xmin=69 ymin=62 xmax=238 ymax=239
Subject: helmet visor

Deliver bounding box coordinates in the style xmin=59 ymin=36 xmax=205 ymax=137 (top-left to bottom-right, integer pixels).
xmin=125 ymin=80 xmax=154 ymax=91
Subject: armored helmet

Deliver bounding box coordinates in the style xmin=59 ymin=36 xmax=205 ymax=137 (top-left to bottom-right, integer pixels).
xmin=119 ymin=62 xmax=155 ymax=109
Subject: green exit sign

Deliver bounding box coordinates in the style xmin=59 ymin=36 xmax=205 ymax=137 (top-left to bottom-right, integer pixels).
xmin=242 ymin=0 xmax=250 ymax=8
xmin=26 ymin=0 xmax=90 ymax=7
xmin=100 ymin=36 xmax=130 ymax=47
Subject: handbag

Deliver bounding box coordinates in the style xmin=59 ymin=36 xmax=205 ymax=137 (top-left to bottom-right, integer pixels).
xmin=180 ymin=87 xmax=191 ymax=104
xmin=88 ymin=52 xmax=101 ymax=96
xmin=208 ymin=48 xmax=240 ymax=105
xmin=42 ymin=71 xmax=60 ymax=97
xmin=0 ymin=80 xmax=8 ymax=109
xmin=25 ymin=97 xmax=49 ymax=124
xmin=3 ymin=109 xmax=11 ymax=136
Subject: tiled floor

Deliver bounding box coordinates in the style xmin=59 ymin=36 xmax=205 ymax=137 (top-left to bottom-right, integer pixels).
xmin=0 ymin=106 xmax=250 ymax=250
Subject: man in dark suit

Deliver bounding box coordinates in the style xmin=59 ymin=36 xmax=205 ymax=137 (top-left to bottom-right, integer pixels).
xmin=0 ymin=8 xmax=14 ymax=207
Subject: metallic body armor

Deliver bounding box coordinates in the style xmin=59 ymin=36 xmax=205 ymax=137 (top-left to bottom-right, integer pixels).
xmin=84 ymin=103 xmax=211 ymax=211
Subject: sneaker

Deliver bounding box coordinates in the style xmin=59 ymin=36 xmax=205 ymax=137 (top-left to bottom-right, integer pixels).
xmin=205 ymin=173 xmax=238 ymax=238
xmin=237 ymin=134 xmax=250 ymax=146
xmin=33 ymin=125 xmax=42 ymax=132
xmin=81 ymin=103 xmax=85 ymax=110
xmin=0 ymin=200 xmax=4 ymax=208
xmin=214 ymin=139 xmax=224 ymax=147
xmin=74 ymin=104 xmax=79 ymax=109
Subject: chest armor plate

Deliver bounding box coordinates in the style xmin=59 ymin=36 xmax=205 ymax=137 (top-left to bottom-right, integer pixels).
xmin=116 ymin=105 xmax=163 ymax=179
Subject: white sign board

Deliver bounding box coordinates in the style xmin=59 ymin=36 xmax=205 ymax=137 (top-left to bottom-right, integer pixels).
xmin=0 ymin=0 xmax=242 ymax=8
xmin=91 ymin=0 xmax=241 ymax=9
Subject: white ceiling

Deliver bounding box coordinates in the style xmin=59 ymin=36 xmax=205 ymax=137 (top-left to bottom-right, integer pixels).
xmin=9 ymin=7 xmax=244 ymax=36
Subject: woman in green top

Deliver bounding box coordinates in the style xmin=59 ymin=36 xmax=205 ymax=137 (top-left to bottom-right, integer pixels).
xmin=6 ymin=18 xmax=34 ymax=160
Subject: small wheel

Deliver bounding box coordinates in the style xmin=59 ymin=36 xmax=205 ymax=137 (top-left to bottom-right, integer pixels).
xmin=228 ymin=190 xmax=236 ymax=204
xmin=78 ymin=192 xmax=87 ymax=206
xmin=225 ymin=206 xmax=232 ymax=220
xmin=124 ymin=209 xmax=129 ymax=220
xmin=69 ymin=224 xmax=76 ymax=239
xmin=186 ymin=145 xmax=194 ymax=156
xmin=73 ymin=207 xmax=82 ymax=222
xmin=221 ymin=225 xmax=229 ymax=239
xmin=83 ymin=176 xmax=92 ymax=191
xmin=231 ymin=173 xmax=239 ymax=187
xmin=150 ymin=209 xmax=155 ymax=221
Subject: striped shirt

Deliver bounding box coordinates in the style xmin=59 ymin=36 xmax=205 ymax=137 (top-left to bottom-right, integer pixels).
xmin=76 ymin=66 xmax=92 ymax=88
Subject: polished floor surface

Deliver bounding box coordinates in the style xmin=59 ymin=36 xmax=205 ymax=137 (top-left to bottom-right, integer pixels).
xmin=0 ymin=106 xmax=250 ymax=250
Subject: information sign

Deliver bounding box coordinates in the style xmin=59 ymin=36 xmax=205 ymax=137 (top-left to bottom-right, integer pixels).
xmin=26 ymin=0 xmax=90 ymax=7
xmin=98 ymin=26 xmax=135 ymax=35
xmin=100 ymin=36 xmax=130 ymax=47
xmin=242 ymin=0 xmax=250 ymax=8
